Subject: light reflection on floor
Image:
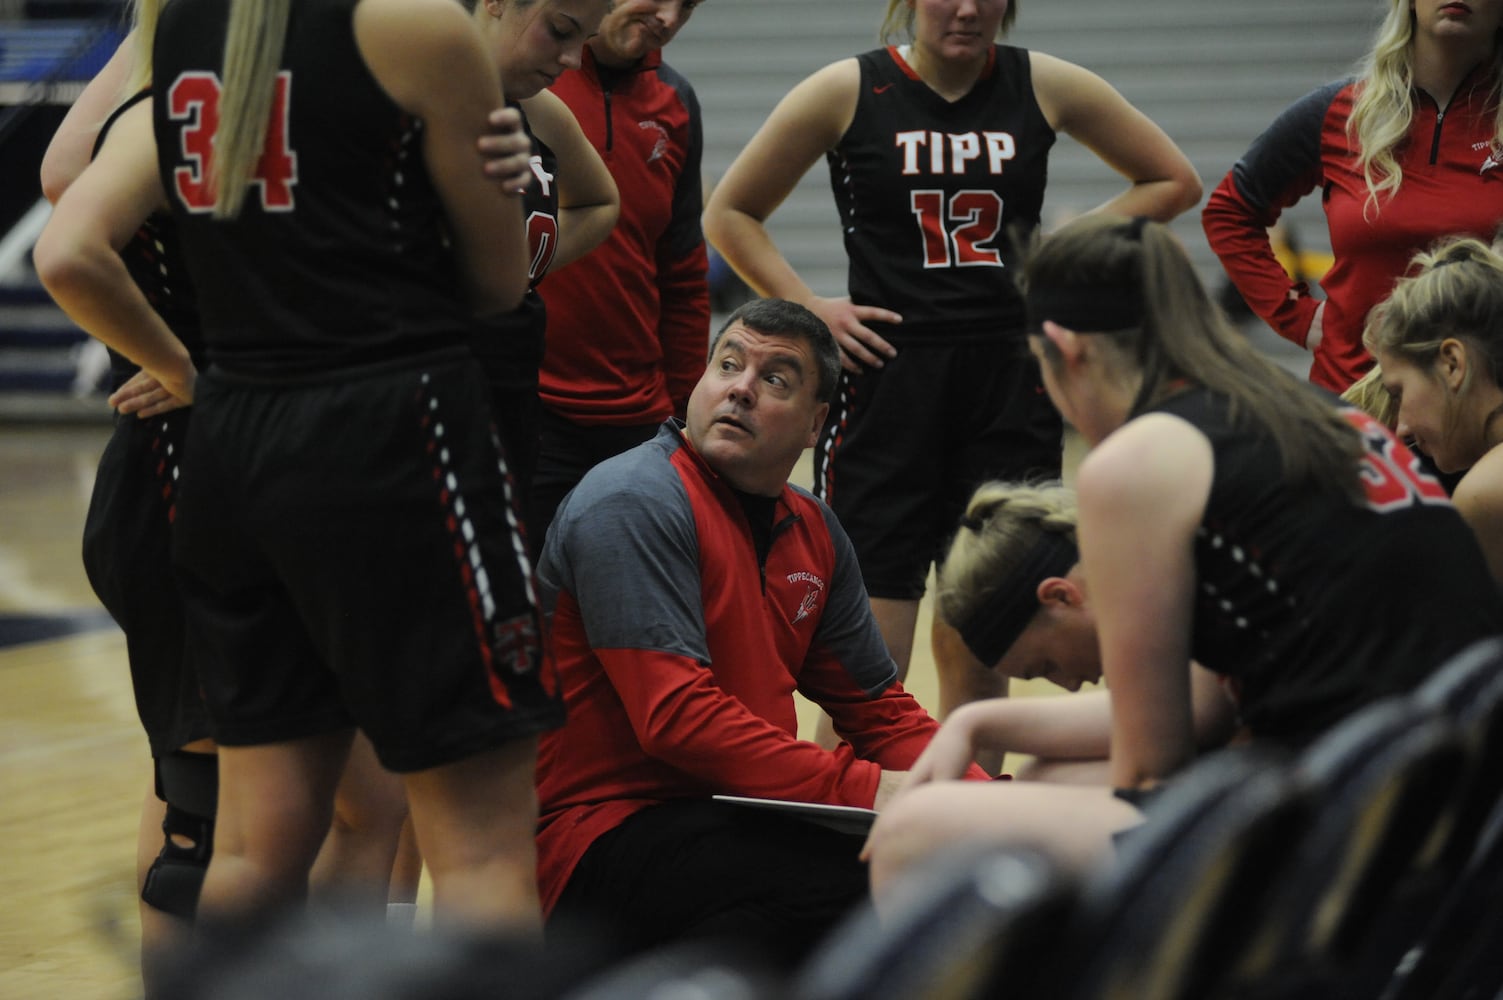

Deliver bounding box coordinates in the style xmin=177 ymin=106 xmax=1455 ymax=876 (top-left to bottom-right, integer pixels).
xmin=0 ymin=423 xmax=114 ymax=641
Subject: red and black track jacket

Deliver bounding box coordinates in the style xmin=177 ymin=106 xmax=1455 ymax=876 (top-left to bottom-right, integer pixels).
xmin=1203 ymin=70 xmax=1503 ymax=392
xmin=539 ymin=47 xmax=710 ymax=425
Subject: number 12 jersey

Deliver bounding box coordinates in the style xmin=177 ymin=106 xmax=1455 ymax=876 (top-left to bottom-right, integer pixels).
xmin=826 ymin=45 xmax=1055 ymax=342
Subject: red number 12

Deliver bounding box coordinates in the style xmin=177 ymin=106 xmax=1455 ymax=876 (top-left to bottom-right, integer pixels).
xmin=910 ymin=189 xmax=1004 ymax=269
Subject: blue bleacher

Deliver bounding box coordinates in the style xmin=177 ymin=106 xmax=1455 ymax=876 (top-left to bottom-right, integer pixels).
xmin=0 ymin=13 xmax=124 ymax=416
xmin=0 ymin=18 xmax=122 ymax=86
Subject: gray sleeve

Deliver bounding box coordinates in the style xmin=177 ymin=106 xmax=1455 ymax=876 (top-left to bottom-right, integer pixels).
xmin=537 ymin=452 xmax=709 ymax=661
xmin=1229 ymin=79 xmax=1347 ymax=215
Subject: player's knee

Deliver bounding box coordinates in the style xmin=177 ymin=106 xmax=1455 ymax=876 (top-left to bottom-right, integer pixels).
xmin=141 ymin=750 xmax=217 ymax=919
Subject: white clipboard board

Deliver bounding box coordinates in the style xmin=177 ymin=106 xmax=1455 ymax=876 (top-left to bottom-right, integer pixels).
xmin=713 ymin=794 xmax=879 ymax=836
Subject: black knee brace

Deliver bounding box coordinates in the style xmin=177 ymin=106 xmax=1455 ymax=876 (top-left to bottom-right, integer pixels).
xmin=141 ymin=750 xmax=218 ymax=919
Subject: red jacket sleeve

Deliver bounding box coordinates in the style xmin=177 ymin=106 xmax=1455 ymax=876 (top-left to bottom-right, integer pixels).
xmin=598 ymin=645 xmax=890 ymax=807
xmin=655 ymin=78 xmax=709 ymax=418
xmin=1202 ymin=172 xmax=1320 ymax=349
xmin=1202 ymin=80 xmax=1347 ymax=349
xmin=656 ymin=241 xmax=709 ymax=419
xmin=799 ymin=647 xmax=990 ymax=781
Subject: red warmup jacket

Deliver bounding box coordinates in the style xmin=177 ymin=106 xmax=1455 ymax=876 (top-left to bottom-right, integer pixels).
xmin=1203 ymin=70 xmax=1503 ymax=392
xmin=539 ymin=47 xmax=710 ymax=425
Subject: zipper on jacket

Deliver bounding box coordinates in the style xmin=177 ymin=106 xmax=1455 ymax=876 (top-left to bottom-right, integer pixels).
xmin=1421 ymin=62 xmax=1484 ymax=165
xmin=761 ymin=512 xmax=800 ymax=596
xmin=603 ymin=88 xmax=614 ymax=153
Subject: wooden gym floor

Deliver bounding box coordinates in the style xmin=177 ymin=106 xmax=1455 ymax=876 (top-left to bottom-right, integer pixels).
xmin=1 ymin=421 xmax=146 ymax=999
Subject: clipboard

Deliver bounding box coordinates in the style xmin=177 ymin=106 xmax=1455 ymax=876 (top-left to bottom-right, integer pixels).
xmin=712 ymin=794 xmax=879 ymax=836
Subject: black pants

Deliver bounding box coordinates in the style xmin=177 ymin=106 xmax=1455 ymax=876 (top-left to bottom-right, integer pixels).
xmin=549 ymin=799 xmax=870 ymax=970
xmin=529 ymin=409 xmax=662 ymax=554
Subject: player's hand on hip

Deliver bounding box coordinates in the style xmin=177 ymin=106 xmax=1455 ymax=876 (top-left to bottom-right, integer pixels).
xmin=110 ymin=366 xmax=195 ymax=418
xmin=810 ymin=296 xmax=900 ymax=372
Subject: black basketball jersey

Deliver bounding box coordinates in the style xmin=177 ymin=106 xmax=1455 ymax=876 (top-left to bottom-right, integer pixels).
xmin=1148 ymin=386 xmax=1503 ymax=747
xmin=152 ymin=0 xmax=476 ymax=377
xmin=93 ymin=90 xmax=205 ymax=389
xmin=826 ymin=45 xmax=1054 ymax=343
xmin=471 ymin=102 xmax=560 ymax=373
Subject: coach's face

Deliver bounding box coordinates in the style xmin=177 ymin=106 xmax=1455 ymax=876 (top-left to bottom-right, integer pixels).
xmin=686 ymin=323 xmax=828 ymax=497
xmin=590 ymin=0 xmax=701 ymax=66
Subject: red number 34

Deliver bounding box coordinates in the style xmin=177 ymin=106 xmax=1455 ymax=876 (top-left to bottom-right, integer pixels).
xmin=167 ymin=71 xmax=299 ymax=213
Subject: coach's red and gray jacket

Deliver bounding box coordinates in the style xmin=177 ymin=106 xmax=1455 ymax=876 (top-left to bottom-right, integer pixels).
xmin=533 ymin=422 xmax=977 ymax=913
xmin=538 ymin=47 xmax=710 ymax=426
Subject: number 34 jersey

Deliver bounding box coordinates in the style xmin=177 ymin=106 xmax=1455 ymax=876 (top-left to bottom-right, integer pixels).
xmin=153 ymin=0 xmax=474 ymax=377
xmin=827 ymin=45 xmax=1054 ymax=343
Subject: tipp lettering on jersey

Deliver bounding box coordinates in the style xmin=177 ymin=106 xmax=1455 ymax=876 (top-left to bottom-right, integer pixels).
xmin=897 ymin=131 xmax=1016 ymax=269
xmin=895 ymin=130 xmax=1015 ymax=176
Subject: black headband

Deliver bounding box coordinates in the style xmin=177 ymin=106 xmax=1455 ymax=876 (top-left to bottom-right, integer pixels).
xmin=954 ymin=530 xmax=1079 ymax=667
xmin=1025 ymin=284 xmax=1143 ymax=336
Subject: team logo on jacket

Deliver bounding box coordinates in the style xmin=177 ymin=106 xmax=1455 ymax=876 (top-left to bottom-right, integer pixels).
xmin=1474 ymin=141 xmax=1502 ymax=175
xmin=639 ymin=119 xmax=670 ymax=163
xmin=787 ymin=571 xmax=826 ymax=624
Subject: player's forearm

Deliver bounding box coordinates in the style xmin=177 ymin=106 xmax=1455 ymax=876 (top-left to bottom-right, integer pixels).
xmin=702 ymin=207 xmax=817 ymax=305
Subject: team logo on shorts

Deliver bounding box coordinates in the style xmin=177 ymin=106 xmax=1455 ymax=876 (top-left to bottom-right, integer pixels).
xmin=787 ymin=571 xmax=826 ymax=624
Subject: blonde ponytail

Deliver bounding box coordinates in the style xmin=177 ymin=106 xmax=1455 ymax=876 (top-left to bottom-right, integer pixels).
xmin=126 ymin=0 xmax=163 ymax=90
xmin=937 ymin=480 xmax=1076 ymax=634
xmin=213 ymin=0 xmax=291 ymax=218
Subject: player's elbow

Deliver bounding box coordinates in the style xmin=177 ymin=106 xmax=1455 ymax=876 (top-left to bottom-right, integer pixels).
xmin=39 ymin=142 xmax=83 ymax=205
xmin=1169 ymin=170 xmax=1205 ymax=218
xmin=33 ymin=224 xmax=95 ymax=305
xmin=40 ymin=165 xmax=69 ymax=206
xmin=1144 ymin=164 xmax=1203 ymax=222
xmin=470 ymin=270 xmax=528 ymax=318
xmin=701 ymin=196 xmax=752 ymax=257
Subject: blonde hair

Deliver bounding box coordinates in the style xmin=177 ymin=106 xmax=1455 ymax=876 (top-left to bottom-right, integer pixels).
xmin=1364 ymin=235 xmax=1503 ymax=440
xmin=937 ymin=480 xmax=1075 ymax=632
xmin=212 ymin=0 xmax=292 ymax=218
xmin=879 ymin=0 xmax=1017 ymax=45
xmin=1340 ymin=364 xmax=1397 ymax=429
xmin=1348 ymin=0 xmax=1503 ymax=216
xmin=1025 ymin=215 xmax=1366 ymax=502
xmin=126 ymin=0 xmax=163 ymax=91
